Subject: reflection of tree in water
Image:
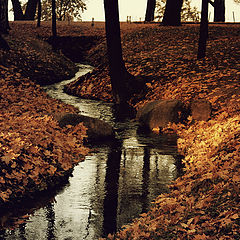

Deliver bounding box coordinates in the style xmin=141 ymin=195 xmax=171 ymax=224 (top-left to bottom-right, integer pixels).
xmin=0 ymin=104 xmax=183 ymax=240
xmin=0 ymin=229 xmax=6 ymax=239
xmin=101 ymin=130 xmax=181 ymax=237
xmin=103 ymin=140 xmax=122 ymax=236
xmin=19 ymin=223 xmax=27 ymax=240
xmin=46 ymin=202 xmax=55 ymax=240
xmin=141 ymin=148 xmax=150 ymax=214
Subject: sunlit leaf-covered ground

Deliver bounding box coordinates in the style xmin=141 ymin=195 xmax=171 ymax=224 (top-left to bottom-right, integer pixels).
xmin=1 ymin=22 xmax=240 ymax=238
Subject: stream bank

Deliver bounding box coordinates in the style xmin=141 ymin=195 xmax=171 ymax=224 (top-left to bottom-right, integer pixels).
xmin=1 ymin=22 xmax=239 ymax=239
xmin=0 ymin=64 xmax=183 ymax=239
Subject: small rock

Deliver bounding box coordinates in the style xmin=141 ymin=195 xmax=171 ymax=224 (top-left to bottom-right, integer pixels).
xmin=58 ymin=113 xmax=115 ymax=142
xmin=136 ymin=99 xmax=189 ymax=130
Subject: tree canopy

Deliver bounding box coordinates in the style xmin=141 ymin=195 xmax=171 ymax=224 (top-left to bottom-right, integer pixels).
xmin=14 ymin=0 xmax=86 ymax=21
xmin=40 ymin=0 xmax=86 ymax=21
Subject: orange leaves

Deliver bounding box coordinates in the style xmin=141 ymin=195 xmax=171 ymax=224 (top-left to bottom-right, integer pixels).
xmin=65 ymin=68 xmax=113 ymax=102
xmin=0 ymin=67 xmax=89 ymax=207
xmin=232 ymin=174 xmax=240 ymax=183
xmin=109 ymin=109 xmax=240 ymax=239
xmin=0 ymin=110 xmax=88 ymax=205
xmin=1 ymin=152 xmax=18 ymax=165
xmin=0 ymin=190 xmax=12 ymax=202
xmin=47 ymin=165 xmax=57 ymax=176
xmin=0 ymin=177 xmax=5 ymax=184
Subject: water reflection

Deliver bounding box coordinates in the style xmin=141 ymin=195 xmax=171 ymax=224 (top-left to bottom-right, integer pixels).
xmin=142 ymin=148 xmax=150 ymax=214
xmin=103 ymin=141 xmax=121 ymax=236
xmin=0 ymin=130 xmax=180 ymax=240
xmin=1 ymin=65 xmax=182 ymax=239
xmin=46 ymin=203 xmax=55 ymax=240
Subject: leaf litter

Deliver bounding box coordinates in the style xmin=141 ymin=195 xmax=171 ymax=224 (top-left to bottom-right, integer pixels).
xmin=1 ymin=22 xmax=240 ymax=238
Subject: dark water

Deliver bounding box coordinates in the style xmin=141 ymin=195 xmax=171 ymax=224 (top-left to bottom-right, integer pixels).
xmin=0 ymin=64 xmax=181 ymax=240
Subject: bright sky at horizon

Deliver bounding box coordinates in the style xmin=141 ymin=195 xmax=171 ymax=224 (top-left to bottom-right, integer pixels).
xmin=81 ymin=0 xmax=240 ymax=22
xmin=8 ymin=0 xmax=240 ymax=22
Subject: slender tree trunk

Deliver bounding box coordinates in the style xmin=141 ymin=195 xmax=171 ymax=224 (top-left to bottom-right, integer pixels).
xmin=24 ymin=0 xmax=38 ymax=20
xmin=0 ymin=0 xmax=9 ymax=33
xmin=197 ymin=0 xmax=209 ymax=59
xmin=104 ymin=0 xmax=133 ymax=105
xmin=5 ymin=0 xmax=10 ymax=30
xmin=145 ymin=0 xmax=156 ymax=22
xmin=37 ymin=0 xmax=41 ymax=27
xmin=52 ymin=0 xmax=57 ymax=37
xmin=162 ymin=0 xmax=183 ymax=26
xmin=11 ymin=0 xmax=24 ymax=20
xmin=0 ymin=0 xmax=10 ymax=50
xmin=213 ymin=0 xmax=225 ymax=22
xmin=0 ymin=34 xmax=9 ymax=50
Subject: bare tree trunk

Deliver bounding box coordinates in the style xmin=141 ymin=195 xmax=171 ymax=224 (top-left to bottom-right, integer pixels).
xmin=0 ymin=0 xmax=10 ymax=50
xmin=145 ymin=0 xmax=156 ymax=22
xmin=162 ymin=0 xmax=183 ymax=26
xmin=24 ymin=0 xmax=38 ymax=20
xmin=0 ymin=0 xmax=9 ymax=33
xmin=52 ymin=0 xmax=57 ymax=37
xmin=37 ymin=0 xmax=41 ymax=27
xmin=214 ymin=0 xmax=225 ymax=22
xmin=104 ymin=0 xmax=133 ymax=105
xmin=11 ymin=0 xmax=24 ymax=20
xmin=5 ymin=0 xmax=10 ymax=30
xmin=198 ymin=0 xmax=209 ymax=59
xmin=0 ymin=34 xmax=9 ymax=50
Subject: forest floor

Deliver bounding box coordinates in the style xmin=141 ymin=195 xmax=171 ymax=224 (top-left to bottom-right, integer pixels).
xmin=0 ymin=21 xmax=240 ymax=238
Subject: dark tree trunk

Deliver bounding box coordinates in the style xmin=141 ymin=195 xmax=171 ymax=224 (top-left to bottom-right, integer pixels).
xmin=52 ymin=0 xmax=57 ymax=37
xmin=11 ymin=0 xmax=24 ymax=20
xmin=5 ymin=0 xmax=10 ymax=30
xmin=213 ymin=0 xmax=225 ymax=22
xmin=0 ymin=0 xmax=10 ymax=50
xmin=103 ymin=141 xmax=121 ymax=236
xmin=162 ymin=0 xmax=183 ymax=26
xmin=0 ymin=34 xmax=9 ymax=50
xmin=198 ymin=0 xmax=209 ymax=59
xmin=104 ymin=0 xmax=134 ymax=105
xmin=37 ymin=0 xmax=41 ymax=27
xmin=145 ymin=0 xmax=156 ymax=22
xmin=24 ymin=0 xmax=38 ymax=20
xmin=0 ymin=0 xmax=9 ymax=34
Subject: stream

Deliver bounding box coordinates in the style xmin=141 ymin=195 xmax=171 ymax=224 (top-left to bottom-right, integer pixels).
xmin=0 ymin=64 xmax=181 ymax=240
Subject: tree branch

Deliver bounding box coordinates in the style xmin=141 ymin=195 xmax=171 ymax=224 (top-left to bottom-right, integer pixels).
xmin=208 ymin=0 xmax=215 ymax=7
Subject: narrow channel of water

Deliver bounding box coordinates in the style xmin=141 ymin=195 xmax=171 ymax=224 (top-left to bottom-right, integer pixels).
xmin=0 ymin=64 xmax=181 ymax=240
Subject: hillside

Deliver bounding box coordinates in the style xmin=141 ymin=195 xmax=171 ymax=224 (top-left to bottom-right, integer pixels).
xmin=0 ymin=21 xmax=240 ymax=238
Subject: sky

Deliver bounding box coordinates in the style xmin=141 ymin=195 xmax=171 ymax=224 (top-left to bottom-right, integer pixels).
xmin=81 ymin=0 xmax=240 ymax=22
xmin=8 ymin=0 xmax=240 ymax=22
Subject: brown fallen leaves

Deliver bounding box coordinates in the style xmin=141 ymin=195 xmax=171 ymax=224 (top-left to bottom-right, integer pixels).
xmin=104 ymin=114 xmax=240 ymax=239
xmin=75 ymin=24 xmax=240 ymax=239
xmin=1 ymin=22 xmax=240 ymax=238
xmin=0 ymin=65 xmax=88 ymax=206
xmin=63 ymin=24 xmax=240 ymax=119
xmin=1 ymin=22 xmax=78 ymax=85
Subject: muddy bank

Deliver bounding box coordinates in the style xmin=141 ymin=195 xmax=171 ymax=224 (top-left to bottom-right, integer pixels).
xmin=47 ymin=35 xmax=102 ymax=63
xmin=0 ymin=38 xmax=77 ymax=85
